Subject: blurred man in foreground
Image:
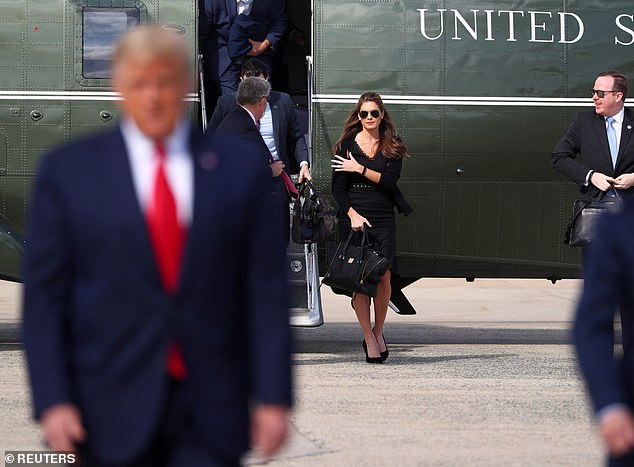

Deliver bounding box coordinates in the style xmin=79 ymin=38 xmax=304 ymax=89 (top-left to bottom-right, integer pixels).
xmin=575 ymin=200 xmax=634 ymax=466
xmin=22 ymin=25 xmax=291 ymax=467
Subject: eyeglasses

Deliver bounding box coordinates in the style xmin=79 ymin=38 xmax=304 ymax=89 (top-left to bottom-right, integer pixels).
xmin=261 ymin=95 xmax=270 ymax=102
xmin=591 ymin=89 xmax=619 ymax=98
xmin=359 ymin=109 xmax=380 ymax=119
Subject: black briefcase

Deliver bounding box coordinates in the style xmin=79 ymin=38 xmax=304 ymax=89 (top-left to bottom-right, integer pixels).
xmin=291 ymin=179 xmax=337 ymax=244
xmin=566 ymin=191 xmax=621 ymax=247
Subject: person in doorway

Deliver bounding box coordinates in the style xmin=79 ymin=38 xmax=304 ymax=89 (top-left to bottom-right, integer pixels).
xmin=199 ymin=0 xmax=288 ymax=97
xmin=209 ymin=58 xmax=310 ymax=184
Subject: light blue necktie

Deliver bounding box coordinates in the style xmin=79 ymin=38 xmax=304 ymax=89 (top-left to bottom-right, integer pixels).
xmin=607 ymin=117 xmax=618 ymax=168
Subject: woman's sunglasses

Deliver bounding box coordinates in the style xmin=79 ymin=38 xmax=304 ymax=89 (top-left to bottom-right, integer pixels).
xmin=359 ymin=109 xmax=380 ymax=119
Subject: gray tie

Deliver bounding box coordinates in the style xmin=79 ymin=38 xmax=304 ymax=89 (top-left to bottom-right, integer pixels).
xmin=607 ymin=117 xmax=618 ymax=168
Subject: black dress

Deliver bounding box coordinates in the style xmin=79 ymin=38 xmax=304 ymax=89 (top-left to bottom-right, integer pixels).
xmin=331 ymin=134 xmax=410 ymax=273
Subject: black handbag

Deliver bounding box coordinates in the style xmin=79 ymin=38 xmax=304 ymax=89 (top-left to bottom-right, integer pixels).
xmin=566 ymin=190 xmax=622 ymax=247
xmin=291 ymin=179 xmax=337 ymax=244
xmin=322 ymin=230 xmax=390 ymax=297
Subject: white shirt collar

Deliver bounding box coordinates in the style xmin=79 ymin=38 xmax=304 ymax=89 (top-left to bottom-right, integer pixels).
xmin=236 ymin=0 xmax=253 ymax=15
xmin=119 ymin=117 xmax=193 ymax=225
xmin=607 ymin=107 xmax=625 ymax=125
xmin=120 ymin=118 xmax=190 ymax=154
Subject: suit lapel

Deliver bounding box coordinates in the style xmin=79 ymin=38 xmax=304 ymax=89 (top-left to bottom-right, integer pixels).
xmin=226 ymin=0 xmax=237 ymax=20
xmin=178 ymin=130 xmax=216 ymax=292
xmin=593 ymin=113 xmax=614 ymax=170
xmin=618 ymin=108 xmax=634 ymax=162
xmin=108 ymin=128 xmax=161 ymax=284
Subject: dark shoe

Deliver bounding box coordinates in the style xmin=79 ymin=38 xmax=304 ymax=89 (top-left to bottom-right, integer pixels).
xmin=379 ymin=334 xmax=389 ymax=362
xmin=362 ymin=339 xmax=383 ymax=363
xmin=366 ymin=355 xmax=383 ymax=364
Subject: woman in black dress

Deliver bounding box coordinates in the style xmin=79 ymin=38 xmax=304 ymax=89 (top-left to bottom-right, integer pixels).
xmin=331 ymin=92 xmax=412 ymax=363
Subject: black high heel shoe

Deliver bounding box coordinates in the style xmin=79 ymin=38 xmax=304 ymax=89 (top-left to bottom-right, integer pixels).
xmin=371 ymin=327 xmax=389 ymax=362
xmin=379 ymin=334 xmax=389 ymax=362
xmin=362 ymin=340 xmax=383 ymax=364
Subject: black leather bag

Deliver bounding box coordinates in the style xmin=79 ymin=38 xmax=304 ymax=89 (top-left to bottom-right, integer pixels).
xmin=322 ymin=230 xmax=390 ymax=297
xmin=291 ymin=179 xmax=337 ymax=244
xmin=566 ymin=190 xmax=621 ymax=247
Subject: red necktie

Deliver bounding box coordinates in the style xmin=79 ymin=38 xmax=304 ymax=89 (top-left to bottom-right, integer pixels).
xmin=146 ymin=142 xmax=187 ymax=379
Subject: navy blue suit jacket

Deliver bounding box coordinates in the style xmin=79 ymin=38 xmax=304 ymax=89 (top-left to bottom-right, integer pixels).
xmin=551 ymin=107 xmax=634 ymax=201
xmin=22 ymin=125 xmax=292 ymax=464
xmin=574 ymin=199 xmax=634 ymax=415
xmin=215 ymin=105 xmax=270 ymax=164
xmin=200 ymin=0 xmax=287 ymax=78
xmin=210 ymin=91 xmax=308 ymax=174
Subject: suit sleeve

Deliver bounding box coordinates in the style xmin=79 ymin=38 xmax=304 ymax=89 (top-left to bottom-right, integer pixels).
xmin=244 ymin=152 xmax=292 ymax=406
xmin=265 ymin=0 xmax=288 ymax=51
xmin=284 ymin=94 xmax=308 ymax=166
xmin=574 ymin=213 xmax=629 ymax=414
xmin=208 ymin=96 xmax=227 ymax=134
xmin=551 ymin=113 xmax=593 ymax=185
xmin=199 ymin=0 xmax=214 ymax=46
xmin=22 ymin=152 xmax=74 ymax=418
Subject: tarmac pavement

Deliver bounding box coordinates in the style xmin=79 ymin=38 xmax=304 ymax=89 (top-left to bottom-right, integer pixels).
xmin=0 ymin=279 xmax=606 ymax=466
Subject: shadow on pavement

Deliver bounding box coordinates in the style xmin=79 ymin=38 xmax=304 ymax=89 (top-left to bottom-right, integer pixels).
xmin=292 ymin=322 xmax=574 ymax=349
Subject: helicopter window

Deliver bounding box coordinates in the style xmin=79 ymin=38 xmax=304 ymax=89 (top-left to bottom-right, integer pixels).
xmin=82 ymin=7 xmax=140 ymax=79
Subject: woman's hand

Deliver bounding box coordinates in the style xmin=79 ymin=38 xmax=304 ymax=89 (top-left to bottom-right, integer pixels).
xmin=331 ymin=151 xmax=363 ymax=174
xmin=348 ymin=208 xmax=372 ymax=231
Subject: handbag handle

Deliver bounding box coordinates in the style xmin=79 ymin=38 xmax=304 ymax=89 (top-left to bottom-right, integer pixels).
xmin=340 ymin=230 xmax=355 ymax=256
xmin=341 ymin=228 xmax=370 ymax=258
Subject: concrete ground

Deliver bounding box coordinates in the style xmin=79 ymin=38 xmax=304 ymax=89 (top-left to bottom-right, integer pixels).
xmin=0 ymin=279 xmax=606 ymax=466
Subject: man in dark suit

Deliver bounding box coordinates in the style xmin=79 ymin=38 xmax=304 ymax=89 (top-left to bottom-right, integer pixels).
xmin=199 ymin=0 xmax=288 ymax=96
xmin=216 ymin=76 xmax=295 ymax=242
xmin=552 ymin=71 xmax=634 ymax=200
xmin=574 ymin=200 xmax=634 ymax=466
xmin=22 ymin=26 xmax=291 ymax=467
xmin=209 ymin=58 xmax=310 ymax=183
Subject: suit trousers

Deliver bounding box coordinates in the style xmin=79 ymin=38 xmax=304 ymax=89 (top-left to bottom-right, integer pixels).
xmin=78 ymin=379 xmax=241 ymax=467
xmin=609 ymin=450 xmax=634 ymax=467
